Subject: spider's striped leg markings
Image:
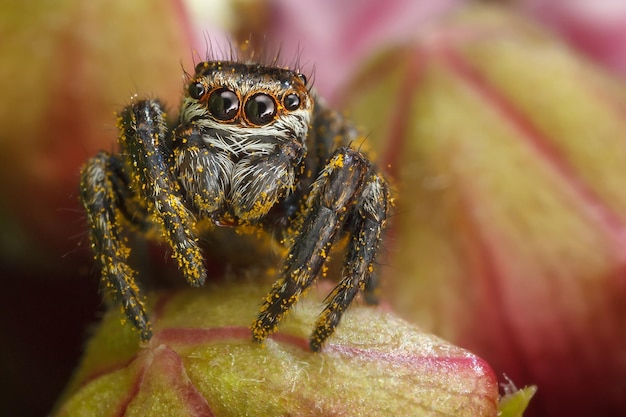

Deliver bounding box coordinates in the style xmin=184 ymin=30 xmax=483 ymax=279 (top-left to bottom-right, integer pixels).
xmin=252 ymin=147 xmax=388 ymax=350
xmin=118 ymin=99 xmax=206 ymax=287
xmin=310 ymin=172 xmax=388 ymax=351
xmin=79 ymin=153 xmax=152 ymax=340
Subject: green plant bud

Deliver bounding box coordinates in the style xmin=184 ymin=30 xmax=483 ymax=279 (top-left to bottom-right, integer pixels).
xmin=53 ymin=279 xmax=501 ymax=417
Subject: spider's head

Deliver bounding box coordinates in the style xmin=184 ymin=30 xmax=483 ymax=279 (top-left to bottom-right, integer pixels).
xmin=180 ymin=61 xmax=313 ymax=144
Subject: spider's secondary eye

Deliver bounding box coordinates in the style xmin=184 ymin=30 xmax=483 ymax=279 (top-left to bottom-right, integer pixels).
xmin=189 ymin=82 xmax=206 ymax=100
xmin=283 ymin=93 xmax=300 ymax=111
xmin=208 ymin=88 xmax=240 ymax=121
xmin=297 ymin=73 xmax=307 ymax=85
xmin=244 ymin=93 xmax=277 ymax=125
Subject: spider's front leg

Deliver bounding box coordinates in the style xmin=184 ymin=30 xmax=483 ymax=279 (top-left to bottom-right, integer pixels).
xmin=80 ymin=99 xmax=206 ymax=340
xmin=252 ymin=147 xmax=389 ymax=351
xmin=117 ymin=99 xmax=206 ymax=287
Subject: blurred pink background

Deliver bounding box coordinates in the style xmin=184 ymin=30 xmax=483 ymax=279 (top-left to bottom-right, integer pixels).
xmin=2 ymin=1 xmax=626 ymax=416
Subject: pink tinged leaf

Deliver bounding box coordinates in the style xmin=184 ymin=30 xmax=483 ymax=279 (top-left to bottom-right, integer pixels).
xmin=340 ymin=6 xmax=626 ymax=417
xmin=522 ymin=0 xmax=626 ymax=79
xmin=260 ymin=0 xmax=463 ymax=102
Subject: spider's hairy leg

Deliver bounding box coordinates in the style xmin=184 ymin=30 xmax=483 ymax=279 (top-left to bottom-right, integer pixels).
xmin=79 ymin=153 xmax=152 ymax=340
xmin=251 ymin=147 xmax=384 ymax=349
xmin=310 ymin=173 xmax=388 ymax=351
xmin=118 ymin=99 xmax=206 ymax=287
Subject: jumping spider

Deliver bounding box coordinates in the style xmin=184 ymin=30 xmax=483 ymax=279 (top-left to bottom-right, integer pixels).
xmin=80 ymin=59 xmax=389 ymax=351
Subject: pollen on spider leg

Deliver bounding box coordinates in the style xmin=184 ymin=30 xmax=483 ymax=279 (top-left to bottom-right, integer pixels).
xmin=321 ymin=264 xmax=329 ymax=277
xmin=332 ymin=153 xmax=345 ymax=169
xmin=253 ymin=271 xmax=309 ymax=340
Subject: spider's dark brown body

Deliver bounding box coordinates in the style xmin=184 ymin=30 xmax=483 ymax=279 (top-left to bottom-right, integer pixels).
xmin=80 ymin=60 xmax=389 ymax=351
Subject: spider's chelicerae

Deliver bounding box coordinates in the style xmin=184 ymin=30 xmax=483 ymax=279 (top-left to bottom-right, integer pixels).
xmin=80 ymin=59 xmax=390 ymax=351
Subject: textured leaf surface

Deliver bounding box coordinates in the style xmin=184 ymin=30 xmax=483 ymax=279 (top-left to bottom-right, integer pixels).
xmin=342 ymin=6 xmax=626 ymax=416
xmin=54 ymin=279 xmax=499 ymax=417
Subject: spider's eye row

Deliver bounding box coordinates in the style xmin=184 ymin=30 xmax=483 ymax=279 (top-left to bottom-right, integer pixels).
xmin=189 ymin=82 xmax=206 ymax=100
xmin=283 ymin=93 xmax=300 ymax=111
xmin=203 ymin=88 xmax=292 ymax=125
xmin=208 ymin=87 xmax=240 ymax=121
xmin=244 ymin=93 xmax=277 ymax=126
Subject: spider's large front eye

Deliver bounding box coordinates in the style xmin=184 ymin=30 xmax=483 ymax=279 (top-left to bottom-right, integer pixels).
xmin=189 ymin=82 xmax=206 ymax=100
xmin=244 ymin=93 xmax=277 ymax=126
xmin=208 ymin=88 xmax=240 ymax=121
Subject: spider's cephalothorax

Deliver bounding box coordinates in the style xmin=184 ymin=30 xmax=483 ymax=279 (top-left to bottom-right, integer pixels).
xmin=80 ymin=60 xmax=390 ymax=351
